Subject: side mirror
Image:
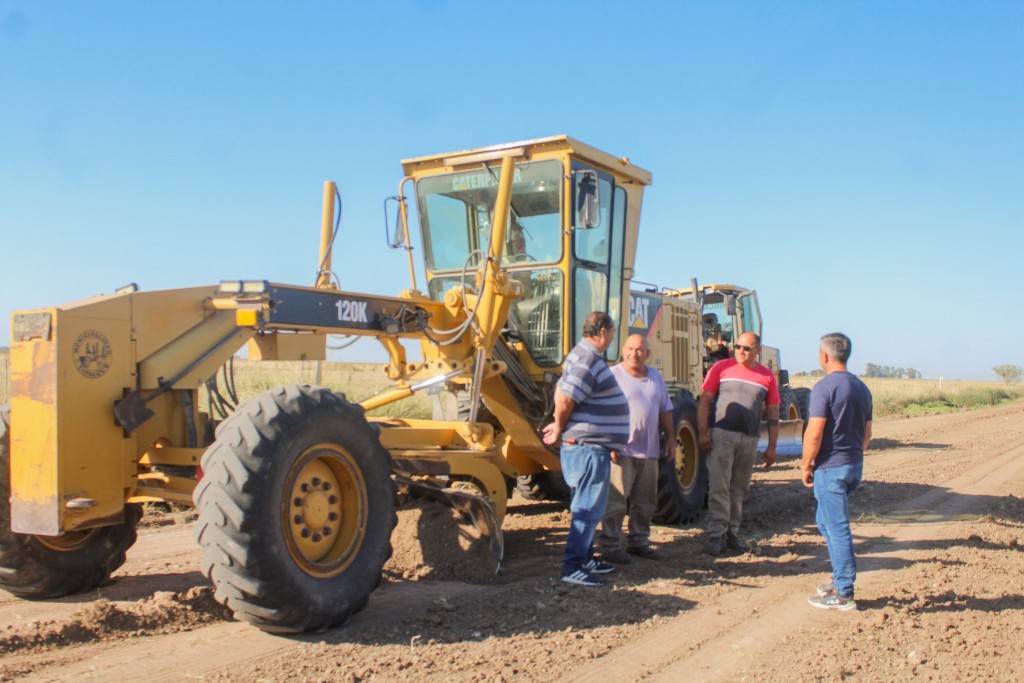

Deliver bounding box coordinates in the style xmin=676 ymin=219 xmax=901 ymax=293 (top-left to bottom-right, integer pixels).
xmin=725 ymin=294 xmax=736 ymax=316
xmin=575 ymin=171 xmax=601 ymax=229
xmin=383 ymin=196 xmax=406 ymax=249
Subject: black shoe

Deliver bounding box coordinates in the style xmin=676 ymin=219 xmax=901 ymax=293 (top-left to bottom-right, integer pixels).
xmin=726 ymin=532 xmax=750 ymax=553
xmin=704 ymin=535 xmax=725 ymax=556
xmin=601 ymin=548 xmax=632 ymax=565
xmin=627 ymin=545 xmax=663 ymax=560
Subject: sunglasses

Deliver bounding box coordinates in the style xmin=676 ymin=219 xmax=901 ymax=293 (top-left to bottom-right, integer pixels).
xmin=734 ymin=344 xmax=757 ymax=352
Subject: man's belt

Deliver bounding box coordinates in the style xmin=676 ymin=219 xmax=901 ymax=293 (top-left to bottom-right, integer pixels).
xmin=563 ymin=438 xmax=605 ymax=446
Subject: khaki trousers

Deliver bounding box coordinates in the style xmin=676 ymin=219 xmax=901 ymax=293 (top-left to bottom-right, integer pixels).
xmin=598 ymin=456 xmax=659 ymax=551
xmin=706 ymin=427 xmax=759 ymax=537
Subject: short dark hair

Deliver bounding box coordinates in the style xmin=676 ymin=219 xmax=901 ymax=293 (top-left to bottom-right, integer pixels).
xmin=583 ymin=311 xmax=615 ymax=338
xmin=821 ymin=332 xmax=852 ymax=364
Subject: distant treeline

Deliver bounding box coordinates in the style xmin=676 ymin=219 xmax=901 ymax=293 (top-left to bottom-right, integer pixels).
xmin=863 ymin=364 xmax=922 ymax=379
xmin=795 ymin=363 xmax=922 ymax=379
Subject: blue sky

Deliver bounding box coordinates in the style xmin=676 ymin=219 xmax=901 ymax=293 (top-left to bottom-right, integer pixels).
xmin=1 ymin=1 xmax=1021 ymax=380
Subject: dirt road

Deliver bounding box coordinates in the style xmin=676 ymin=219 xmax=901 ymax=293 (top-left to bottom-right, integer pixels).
xmin=2 ymin=403 xmax=1022 ymax=682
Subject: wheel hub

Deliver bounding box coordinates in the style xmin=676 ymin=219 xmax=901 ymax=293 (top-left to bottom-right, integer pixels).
xmin=675 ymin=424 xmax=699 ymax=493
xmin=289 ymin=459 xmax=343 ymax=559
xmin=35 ymin=529 xmax=98 ymax=553
xmin=284 ymin=444 xmax=367 ymax=576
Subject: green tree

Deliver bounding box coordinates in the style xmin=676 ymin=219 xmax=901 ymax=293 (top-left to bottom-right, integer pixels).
xmin=993 ymin=364 xmax=1024 ymax=385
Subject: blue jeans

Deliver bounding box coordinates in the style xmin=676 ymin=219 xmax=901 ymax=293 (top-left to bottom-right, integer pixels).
xmin=560 ymin=443 xmax=612 ymax=575
xmin=814 ymin=461 xmax=863 ymax=598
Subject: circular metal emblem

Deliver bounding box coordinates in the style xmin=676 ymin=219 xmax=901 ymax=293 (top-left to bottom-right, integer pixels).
xmin=72 ymin=330 xmax=112 ymax=379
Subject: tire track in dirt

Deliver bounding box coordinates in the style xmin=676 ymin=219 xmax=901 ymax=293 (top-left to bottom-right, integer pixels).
xmin=2 ymin=580 xmax=490 ymax=682
xmin=0 ymin=526 xmax=200 ymax=630
xmin=567 ymin=404 xmax=1024 ymax=682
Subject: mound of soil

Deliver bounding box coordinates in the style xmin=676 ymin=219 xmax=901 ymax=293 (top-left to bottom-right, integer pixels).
xmin=0 ymin=586 xmax=231 ymax=655
xmin=385 ymin=498 xmax=499 ymax=584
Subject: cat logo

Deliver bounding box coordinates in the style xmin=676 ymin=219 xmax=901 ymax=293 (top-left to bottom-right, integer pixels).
xmin=629 ymin=295 xmax=651 ymax=329
xmin=72 ymin=330 xmax=112 ymax=379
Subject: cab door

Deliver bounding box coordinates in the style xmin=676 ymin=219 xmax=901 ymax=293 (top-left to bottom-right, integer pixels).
xmin=569 ymin=165 xmax=627 ymax=358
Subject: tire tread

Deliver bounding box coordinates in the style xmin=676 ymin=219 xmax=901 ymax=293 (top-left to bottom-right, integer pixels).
xmin=193 ymin=385 xmax=396 ymax=633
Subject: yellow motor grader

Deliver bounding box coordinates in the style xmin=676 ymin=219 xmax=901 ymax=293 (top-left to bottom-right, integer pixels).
xmin=2 ymin=135 xmax=683 ymax=633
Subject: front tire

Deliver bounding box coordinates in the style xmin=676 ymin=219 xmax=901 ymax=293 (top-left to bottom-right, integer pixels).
xmin=653 ymin=394 xmax=707 ymax=525
xmin=0 ymin=403 xmax=141 ymax=599
xmin=193 ymin=385 xmax=396 ymax=633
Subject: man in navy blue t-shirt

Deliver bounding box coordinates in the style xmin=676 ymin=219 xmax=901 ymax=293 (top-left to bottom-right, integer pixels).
xmin=801 ymin=332 xmax=873 ymax=611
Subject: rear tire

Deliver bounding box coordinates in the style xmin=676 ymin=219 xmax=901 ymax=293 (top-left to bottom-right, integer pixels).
xmin=778 ymin=386 xmax=800 ymax=421
xmin=0 ymin=403 xmax=141 ymax=599
xmin=515 ymin=471 xmax=570 ymax=503
xmin=193 ymin=385 xmax=396 ymax=633
xmin=653 ymin=394 xmax=707 ymax=525
xmin=794 ymin=387 xmax=812 ymax=421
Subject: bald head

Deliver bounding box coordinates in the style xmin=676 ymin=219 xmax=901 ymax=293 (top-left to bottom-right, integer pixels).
xmin=734 ymin=332 xmax=760 ymax=369
xmin=620 ymin=334 xmax=651 ymax=376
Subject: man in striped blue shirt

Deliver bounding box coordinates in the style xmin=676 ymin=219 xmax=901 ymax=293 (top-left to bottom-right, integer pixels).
xmin=542 ymin=311 xmax=631 ymax=587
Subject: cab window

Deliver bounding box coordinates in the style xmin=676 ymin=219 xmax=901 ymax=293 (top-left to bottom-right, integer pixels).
xmin=418 ymin=159 xmax=562 ymax=272
xmin=571 ymin=170 xmax=625 ymax=354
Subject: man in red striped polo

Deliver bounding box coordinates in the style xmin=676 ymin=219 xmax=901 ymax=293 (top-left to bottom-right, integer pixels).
xmin=697 ymin=331 xmax=780 ymax=556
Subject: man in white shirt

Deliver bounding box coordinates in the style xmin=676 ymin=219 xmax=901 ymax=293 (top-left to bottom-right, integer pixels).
xmin=598 ymin=334 xmax=675 ymax=563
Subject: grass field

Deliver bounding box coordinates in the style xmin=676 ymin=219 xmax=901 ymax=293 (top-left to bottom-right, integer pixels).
xmin=791 ymin=374 xmax=1024 ymax=417
xmin=2 ymin=347 xmax=1019 ymax=420
xmin=204 ymin=359 xmax=433 ymax=418
xmin=0 ymin=351 xmax=433 ymax=417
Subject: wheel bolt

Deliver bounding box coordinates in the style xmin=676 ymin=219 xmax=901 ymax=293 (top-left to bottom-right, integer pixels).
xmin=294 ymin=514 xmax=303 ymax=524
xmin=301 ymin=483 xmax=309 ymax=492
xmin=328 ymin=495 xmax=339 ymax=504
xmin=312 ymin=533 xmax=322 ymax=542
xmin=294 ymin=497 xmax=303 ymax=507
xmin=322 ymin=482 xmax=332 ymax=491
xmin=312 ymin=477 xmax=321 ymax=486
xmin=323 ymin=527 xmax=332 ymax=536
xmin=328 ymin=512 xmax=339 ymax=521
xmin=300 ymin=529 xmax=311 ymax=538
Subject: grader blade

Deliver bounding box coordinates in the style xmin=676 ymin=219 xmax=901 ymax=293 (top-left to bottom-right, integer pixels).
xmin=393 ymin=474 xmax=504 ymax=571
xmin=758 ymin=418 xmax=804 ymax=457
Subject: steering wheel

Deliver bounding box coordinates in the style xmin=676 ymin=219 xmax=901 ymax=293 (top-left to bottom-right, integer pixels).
xmin=507 ymin=252 xmax=536 ymax=264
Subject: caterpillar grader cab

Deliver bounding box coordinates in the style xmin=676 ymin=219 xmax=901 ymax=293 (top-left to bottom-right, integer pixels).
xmin=665 ymin=282 xmax=811 ymax=423
xmin=2 ymin=135 xmax=674 ymax=633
